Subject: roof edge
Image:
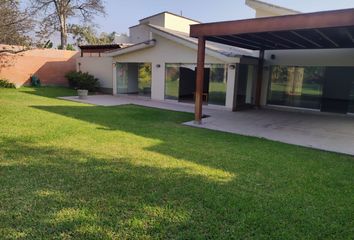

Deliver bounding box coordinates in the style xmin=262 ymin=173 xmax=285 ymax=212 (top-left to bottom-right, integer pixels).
xmin=139 ymin=11 xmax=202 ymax=24
xmin=245 ymin=0 xmax=301 ymax=15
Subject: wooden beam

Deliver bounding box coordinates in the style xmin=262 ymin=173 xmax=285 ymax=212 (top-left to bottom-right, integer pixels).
xmin=268 ymin=32 xmax=306 ymax=48
xmin=190 ymin=8 xmax=354 ymax=37
xmin=255 ymin=50 xmax=265 ymax=107
xmin=315 ymin=29 xmax=339 ymax=47
xmin=290 ymin=30 xmax=322 ymax=48
xmin=195 ymin=37 xmax=206 ymax=124
xmin=229 ymin=35 xmax=275 ymax=49
xmin=213 ymin=36 xmax=261 ymax=49
xmin=344 ymin=28 xmax=354 ymax=44
xmin=249 ymin=33 xmax=292 ymax=49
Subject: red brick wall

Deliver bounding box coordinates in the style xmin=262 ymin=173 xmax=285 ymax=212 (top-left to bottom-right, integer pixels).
xmin=0 ymin=46 xmax=79 ymax=87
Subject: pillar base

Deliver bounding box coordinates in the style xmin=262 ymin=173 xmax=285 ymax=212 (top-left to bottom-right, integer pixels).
xmin=194 ymin=120 xmax=203 ymax=125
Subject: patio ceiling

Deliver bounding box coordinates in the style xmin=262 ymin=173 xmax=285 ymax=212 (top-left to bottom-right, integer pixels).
xmin=190 ymin=8 xmax=354 ymax=50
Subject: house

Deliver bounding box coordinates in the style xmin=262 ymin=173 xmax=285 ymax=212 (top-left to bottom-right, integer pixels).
xmin=77 ymin=11 xmax=257 ymax=109
xmin=77 ymin=0 xmax=354 ymax=118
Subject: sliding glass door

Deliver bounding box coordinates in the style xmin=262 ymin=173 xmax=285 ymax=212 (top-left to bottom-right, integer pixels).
xmin=267 ymin=65 xmax=354 ymax=114
xmin=116 ymin=63 xmax=151 ymax=96
xmin=164 ymin=63 xmax=227 ymax=105
xmin=267 ymin=66 xmax=324 ymax=110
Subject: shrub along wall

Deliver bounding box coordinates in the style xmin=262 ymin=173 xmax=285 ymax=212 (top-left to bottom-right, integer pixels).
xmin=0 ymin=45 xmax=79 ymax=87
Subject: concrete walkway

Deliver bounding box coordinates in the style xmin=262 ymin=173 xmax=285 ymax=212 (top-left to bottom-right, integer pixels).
xmin=58 ymin=95 xmax=223 ymax=114
xmin=59 ymin=95 xmax=354 ymax=156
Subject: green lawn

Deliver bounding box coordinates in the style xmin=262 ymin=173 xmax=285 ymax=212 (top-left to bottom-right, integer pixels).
xmin=0 ymin=87 xmax=353 ymax=239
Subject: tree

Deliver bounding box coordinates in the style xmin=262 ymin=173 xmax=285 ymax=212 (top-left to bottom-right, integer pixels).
xmin=30 ymin=0 xmax=105 ymax=49
xmin=69 ymin=24 xmax=116 ymax=45
xmin=0 ymin=0 xmax=32 ymax=46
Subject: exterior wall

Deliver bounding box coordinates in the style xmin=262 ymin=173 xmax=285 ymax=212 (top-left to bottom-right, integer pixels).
xmin=164 ymin=13 xmax=199 ymax=33
xmin=113 ymin=34 xmax=228 ymax=103
xmin=260 ymin=48 xmax=354 ymax=106
xmin=225 ymin=68 xmax=236 ymax=109
xmin=245 ymin=0 xmax=300 ymax=18
xmin=129 ymin=25 xmax=152 ymax=44
xmin=255 ymin=9 xmax=283 ymax=18
xmin=139 ymin=13 xmax=165 ymax=26
xmin=77 ymin=56 xmax=113 ymax=93
xmin=0 ymin=47 xmax=78 ymax=87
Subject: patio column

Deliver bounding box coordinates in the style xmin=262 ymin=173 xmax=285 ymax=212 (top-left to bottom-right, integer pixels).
xmin=255 ymin=49 xmax=265 ymax=107
xmin=195 ymin=36 xmax=206 ymax=124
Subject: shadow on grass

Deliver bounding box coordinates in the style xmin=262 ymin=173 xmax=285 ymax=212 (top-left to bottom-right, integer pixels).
xmin=0 ymin=136 xmax=250 ymax=239
xmin=19 ymin=86 xmax=77 ymax=99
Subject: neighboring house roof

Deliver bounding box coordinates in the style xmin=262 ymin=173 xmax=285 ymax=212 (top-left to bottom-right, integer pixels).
xmin=246 ymin=0 xmax=301 ymax=16
xmin=104 ymin=24 xmax=257 ymax=61
xmin=79 ymin=44 xmax=122 ymax=51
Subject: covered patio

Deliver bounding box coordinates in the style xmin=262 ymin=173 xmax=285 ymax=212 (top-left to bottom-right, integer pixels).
xmin=184 ymin=108 xmax=354 ymax=156
xmin=190 ymin=8 xmax=354 ymax=122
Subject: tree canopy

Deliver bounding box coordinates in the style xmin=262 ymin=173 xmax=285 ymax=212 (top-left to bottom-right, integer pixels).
xmin=0 ymin=0 xmax=32 ymax=46
xmin=30 ymin=0 xmax=106 ymax=48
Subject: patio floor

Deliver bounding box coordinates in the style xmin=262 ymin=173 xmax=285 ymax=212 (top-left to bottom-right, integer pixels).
xmin=59 ymin=95 xmax=354 ymax=156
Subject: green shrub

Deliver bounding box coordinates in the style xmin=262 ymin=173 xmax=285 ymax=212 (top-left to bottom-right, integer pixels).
xmin=0 ymin=79 xmax=16 ymax=88
xmin=65 ymin=71 xmax=99 ymax=92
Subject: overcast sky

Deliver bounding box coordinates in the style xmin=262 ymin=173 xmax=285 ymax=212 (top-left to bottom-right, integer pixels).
xmin=91 ymin=0 xmax=354 ymax=34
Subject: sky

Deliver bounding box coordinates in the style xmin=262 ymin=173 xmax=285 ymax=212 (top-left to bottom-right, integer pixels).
xmin=91 ymin=0 xmax=354 ymax=35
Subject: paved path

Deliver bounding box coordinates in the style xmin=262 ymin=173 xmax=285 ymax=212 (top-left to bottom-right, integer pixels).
xmin=59 ymin=95 xmax=354 ymax=156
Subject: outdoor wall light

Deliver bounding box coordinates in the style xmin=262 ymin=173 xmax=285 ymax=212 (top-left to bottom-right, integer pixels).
xmin=270 ymin=54 xmax=276 ymax=60
xmin=156 ymin=64 xmax=161 ymax=68
xmin=229 ymin=64 xmax=236 ymax=70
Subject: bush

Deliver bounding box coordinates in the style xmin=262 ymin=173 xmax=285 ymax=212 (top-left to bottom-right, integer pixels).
xmin=65 ymin=71 xmax=99 ymax=92
xmin=0 ymin=79 xmax=16 ymax=88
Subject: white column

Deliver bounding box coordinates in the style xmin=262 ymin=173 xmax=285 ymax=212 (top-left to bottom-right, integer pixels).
xmin=225 ymin=64 xmax=236 ymax=110
xmin=112 ymin=62 xmax=117 ymax=95
xmin=260 ymin=65 xmax=270 ymax=106
xmin=151 ymin=62 xmax=165 ymax=100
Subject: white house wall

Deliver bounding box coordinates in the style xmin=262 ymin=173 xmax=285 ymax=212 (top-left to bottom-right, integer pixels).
xmin=129 ymin=24 xmax=152 ymax=44
xmin=77 ymin=56 xmax=113 ymax=93
xmin=113 ymin=34 xmax=230 ymax=104
xmin=164 ymin=13 xmax=199 ymax=33
xmin=139 ymin=13 xmax=165 ymax=26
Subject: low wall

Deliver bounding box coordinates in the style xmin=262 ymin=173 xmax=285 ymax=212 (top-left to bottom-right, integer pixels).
xmin=0 ymin=45 xmax=78 ymax=87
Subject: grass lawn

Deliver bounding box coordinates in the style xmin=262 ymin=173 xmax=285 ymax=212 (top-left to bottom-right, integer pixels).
xmin=0 ymin=87 xmax=353 ymax=239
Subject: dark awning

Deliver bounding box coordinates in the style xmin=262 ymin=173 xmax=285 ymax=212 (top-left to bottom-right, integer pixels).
xmin=190 ymin=8 xmax=354 ymax=50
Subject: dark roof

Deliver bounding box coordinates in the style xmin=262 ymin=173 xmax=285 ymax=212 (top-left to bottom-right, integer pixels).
xmin=78 ymin=44 xmax=122 ymax=50
xmin=190 ymin=8 xmax=354 ymax=50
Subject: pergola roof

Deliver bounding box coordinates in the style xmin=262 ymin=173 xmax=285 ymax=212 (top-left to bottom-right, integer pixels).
xmin=190 ymin=8 xmax=354 ymax=50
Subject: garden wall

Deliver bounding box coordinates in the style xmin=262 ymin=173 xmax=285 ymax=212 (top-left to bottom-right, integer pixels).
xmin=0 ymin=44 xmax=79 ymax=87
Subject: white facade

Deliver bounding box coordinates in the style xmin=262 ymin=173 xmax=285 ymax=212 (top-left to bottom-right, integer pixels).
xmin=245 ymin=0 xmax=300 ymax=18
xmin=78 ymin=56 xmax=114 ymax=93
xmin=111 ymin=34 xmax=238 ymax=108
xmin=78 ymin=11 xmax=249 ymax=110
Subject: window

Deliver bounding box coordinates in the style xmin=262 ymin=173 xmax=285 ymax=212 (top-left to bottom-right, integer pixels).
xmin=165 ymin=64 xmax=180 ymax=100
xmin=208 ymin=64 xmax=227 ymax=106
xmin=267 ymin=66 xmax=325 ymax=109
